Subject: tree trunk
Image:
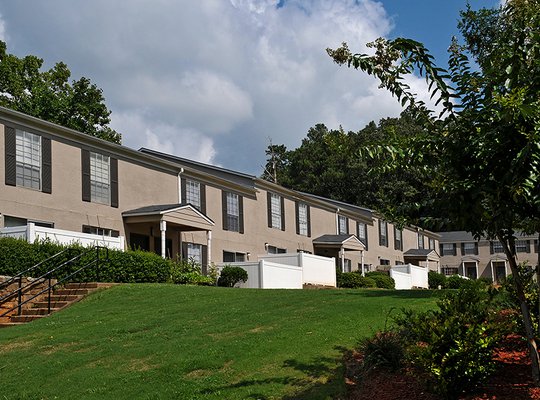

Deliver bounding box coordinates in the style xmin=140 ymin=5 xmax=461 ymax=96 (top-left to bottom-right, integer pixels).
xmin=537 ymin=232 xmax=540 ymax=338
xmin=499 ymin=233 xmax=540 ymax=386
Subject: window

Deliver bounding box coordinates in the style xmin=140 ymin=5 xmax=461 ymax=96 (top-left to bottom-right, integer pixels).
xmin=462 ymin=242 xmax=478 ymax=255
xmin=90 ymin=152 xmax=110 ymax=205
xmin=493 ymin=261 xmax=506 ymax=283
xmin=535 ymin=240 xmax=539 ymax=253
xmin=418 ymin=233 xmax=425 ymax=249
xmin=267 ymin=245 xmax=286 ymax=254
xmin=4 ymin=215 xmax=53 ymax=228
xmin=394 ymin=227 xmax=403 ymax=251
xmin=340 ymin=258 xmax=352 ymax=272
xmin=82 ymin=149 xmax=118 ymax=207
xmin=5 ymin=127 xmax=51 ymax=193
xmin=296 ymin=202 xmax=310 ymax=237
xmin=185 ymin=179 xmax=201 ymax=209
xmin=16 ymin=130 xmax=41 ymax=190
xmin=130 ymin=233 xmax=150 ymax=251
xmin=357 ymin=222 xmax=368 ymax=249
xmin=378 ymin=220 xmax=388 ymax=247
xmin=442 ymin=266 xmax=459 ymax=276
xmin=187 ymin=243 xmax=202 ymax=264
xmin=464 ymin=262 xmax=477 ymax=279
xmin=82 ymin=225 xmax=119 ymax=237
xmin=338 ymin=215 xmax=348 ymax=235
xmin=268 ymin=193 xmax=283 ymax=229
xmin=491 ymin=241 xmax=504 ymax=254
xmin=379 ymin=259 xmax=390 ymax=266
xmin=223 ymin=251 xmax=246 ymax=263
xmin=441 ymin=243 xmax=456 ymax=256
xmin=222 ymin=191 xmax=243 ymax=233
xmin=515 ymin=240 xmax=530 ymax=253
xmin=429 ymin=238 xmax=436 ymax=250
xmin=395 ymin=260 xmax=404 ymax=265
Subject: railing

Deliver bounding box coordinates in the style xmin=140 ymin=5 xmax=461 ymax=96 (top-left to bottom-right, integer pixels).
xmin=0 ymin=246 xmax=108 ymax=318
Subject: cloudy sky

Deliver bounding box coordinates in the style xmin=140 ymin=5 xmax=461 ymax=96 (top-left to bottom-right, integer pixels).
xmin=0 ymin=0 xmax=498 ymax=175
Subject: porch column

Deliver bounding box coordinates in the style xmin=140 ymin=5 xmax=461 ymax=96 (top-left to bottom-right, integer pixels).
xmin=361 ymin=250 xmax=365 ymax=277
xmin=475 ymin=261 xmax=479 ymax=280
xmin=179 ymin=232 xmax=183 ymax=261
xmin=340 ymin=247 xmax=345 ymax=273
xmin=437 ymin=260 xmax=440 ymax=274
xmin=160 ymin=219 xmax=167 ymax=259
xmin=207 ymin=230 xmax=212 ymax=268
xmin=490 ymin=260 xmax=494 ymax=282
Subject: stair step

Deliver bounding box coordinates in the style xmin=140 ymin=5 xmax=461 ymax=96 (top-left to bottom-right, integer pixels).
xmin=53 ymin=289 xmax=91 ymax=296
xmin=33 ymin=301 xmax=69 ymax=309
xmin=22 ymin=308 xmax=61 ymax=316
xmin=10 ymin=315 xmax=44 ymax=323
xmin=64 ymin=282 xmax=99 ymax=289
xmin=48 ymin=295 xmax=79 ymax=302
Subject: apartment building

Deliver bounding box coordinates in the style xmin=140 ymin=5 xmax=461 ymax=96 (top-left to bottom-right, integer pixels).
xmin=438 ymin=231 xmax=539 ymax=283
xmin=0 ymin=106 xmax=440 ymax=274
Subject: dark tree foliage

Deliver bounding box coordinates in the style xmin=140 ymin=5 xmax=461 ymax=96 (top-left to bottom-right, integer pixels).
xmin=0 ymin=41 xmax=121 ymax=143
xmin=261 ymin=113 xmax=427 ymax=226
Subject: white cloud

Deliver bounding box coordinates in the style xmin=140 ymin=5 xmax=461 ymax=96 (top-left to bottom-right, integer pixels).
xmin=0 ymin=0 xmax=415 ymax=173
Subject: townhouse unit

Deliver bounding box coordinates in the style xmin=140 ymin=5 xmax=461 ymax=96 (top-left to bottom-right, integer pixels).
xmin=0 ymin=106 xmax=440 ymax=274
xmin=438 ymin=231 xmax=539 ymax=283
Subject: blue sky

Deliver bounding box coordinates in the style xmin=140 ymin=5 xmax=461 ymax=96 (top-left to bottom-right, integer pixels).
xmin=0 ymin=1 xmax=500 ymax=175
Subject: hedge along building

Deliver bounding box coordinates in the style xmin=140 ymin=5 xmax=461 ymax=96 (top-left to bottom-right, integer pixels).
xmin=438 ymin=231 xmax=539 ymax=283
xmin=0 ymin=106 xmax=440 ymax=274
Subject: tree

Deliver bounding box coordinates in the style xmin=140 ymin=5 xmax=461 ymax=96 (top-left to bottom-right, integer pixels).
xmin=328 ymin=0 xmax=540 ymax=383
xmin=261 ymin=114 xmax=427 ymax=221
xmin=0 ymin=41 xmax=121 ymax=143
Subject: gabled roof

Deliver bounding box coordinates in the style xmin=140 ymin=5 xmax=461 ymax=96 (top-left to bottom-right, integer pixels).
xmin=122 ymin=203 xmax=214 ymax=230
xmin=312 ymin=234 xmax=365 ymax=251
xmin=403 ymin=249 xmax=439 ymax=259
xmin=300 ymin=192 xmax=373 ymax=220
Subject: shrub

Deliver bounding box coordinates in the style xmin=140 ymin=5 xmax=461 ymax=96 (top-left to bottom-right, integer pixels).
xmin=365 ymin=271 xmax=395 ymax=289
xmin=446 ymin=274 xmax=468 ymax=289
xmin=357 ymin=330 xmax=405 ymax=373
xmin=394 ymin=281 xmax=503 ymax=398
xmin=337 ymin=272 xmax=376 ymax=288
xmin=428 ymin=271 xmax=447 ymax=289
xmin=217 ymin=266 xmax=248 ymax=287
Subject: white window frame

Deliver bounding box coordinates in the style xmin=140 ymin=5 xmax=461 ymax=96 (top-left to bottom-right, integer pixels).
xmin=515 ymin=240 xmax=529 ymax=253
xmin=15 ymin=129 xmax=41 ymax=190
xmin=463 ymin=242 xmax=477 ymax=255
xmin=270 ymin=193 xmax=282 ymax=229
xmin=441 ymin=243 xmax=455 ymax=256
xmin=418 ymin=233 xmax=425 ymax=249
xmin=226 ymin=192 xmax=240 ymax=232
xmin=357 ymin=223 xmax=367 ymax=245
xmin=185 ymin=179 xmax=201 ymax=209
xmin=90 ymin=152 xmax=111 ymax=205
xmin=187 ymin=243 xmax=202 ymax=265
xmin=298 ymin=203 xmax=308 ymax=236
xmin=338 ymin=215 xmax=348 ymax=235
xmin=492 ymin=241 xmax=504 ymax=253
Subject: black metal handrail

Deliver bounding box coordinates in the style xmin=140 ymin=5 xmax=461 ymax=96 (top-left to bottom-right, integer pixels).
xmin=0 ymin=246 xmax=108 ymax=318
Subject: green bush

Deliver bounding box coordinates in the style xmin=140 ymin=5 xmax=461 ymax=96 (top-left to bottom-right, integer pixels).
xmin=446 ymin=274 xmax=468 ymax=289
xmin=428 ymin=271 xmax=447 ymax=289
xmin=337 ymin=272 xmax=376 ymax=288
xmin=217 ymin=266 xmax=248 ymax=287
xmin=365 ymin=271 xmax=395 ymax=289
xmin=394 ymin=281 xmax=503 ymax=398
xmin=0 ymin=237 xmax=209 ymax=284
xmin=357 ymin=330 xmax=405 ymax=373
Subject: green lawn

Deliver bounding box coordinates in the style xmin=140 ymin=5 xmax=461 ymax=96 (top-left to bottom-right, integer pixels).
xmin=0 ymin=285 xmax=438 ymax=399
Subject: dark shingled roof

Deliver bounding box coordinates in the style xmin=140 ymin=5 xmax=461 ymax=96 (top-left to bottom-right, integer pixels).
xmin=122 ymin=203 xmax=188 ymax=215
xmin=301 ymin=193 xmax=373 ymax=220
xmin=403 ymin=249 xmax=438 ymax=257
xmin=438 ymin=231 xmax=476 ymax=243
xmin=312 ymin=234 xmax=356 ymax=244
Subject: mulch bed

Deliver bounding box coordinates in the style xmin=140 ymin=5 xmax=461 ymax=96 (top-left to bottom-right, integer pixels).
xmin=346 ymin=334 xmax=540 ymax=400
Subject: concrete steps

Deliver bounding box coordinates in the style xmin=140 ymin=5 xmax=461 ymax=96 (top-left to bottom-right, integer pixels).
xmin=0 ymin=282 xmax=116 ymax=328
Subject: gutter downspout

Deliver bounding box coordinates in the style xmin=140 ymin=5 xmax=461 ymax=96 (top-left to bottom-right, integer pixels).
xmin=177 ymin=168 xmax=184 ymax=204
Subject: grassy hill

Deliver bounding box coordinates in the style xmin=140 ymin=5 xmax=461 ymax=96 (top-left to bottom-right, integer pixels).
xmin=0 ymin=285 xmax=438 ymax=399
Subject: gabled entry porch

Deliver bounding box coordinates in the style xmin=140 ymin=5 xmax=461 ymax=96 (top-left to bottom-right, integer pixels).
xmin=312 ymin=234 xmax=366 ymax=274
xmin=122 ymin=204 xmax=215 ymax=267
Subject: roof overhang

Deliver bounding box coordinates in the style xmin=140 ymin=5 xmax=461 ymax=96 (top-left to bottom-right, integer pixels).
xmin=122 ymin=204 xmax=214 ymax=231
xmin=403 ymin=249 xmax=440 ymax=262
xmin=312 ymin=235 xmax=366 ymax=251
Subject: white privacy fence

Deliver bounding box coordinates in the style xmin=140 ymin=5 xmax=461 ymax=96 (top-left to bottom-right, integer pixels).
xmin=390 ymin=263 xmax=428 ymax=289
xmin=218 ymin=252 xmax=336 ymax=289
xmin=0 ymin=223 xmax=125 ymax=251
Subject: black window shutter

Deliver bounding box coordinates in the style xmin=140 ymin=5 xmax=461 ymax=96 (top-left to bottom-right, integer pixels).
xmin=365 ymin=225 xmax=368 ymax=250
xmin=535 ymin=240 xmax=539 ymax=253
xmin=222 ymin=191 xmax=228 ymax=230
xmin=490 ymin=242 xmax=494 ymax=254
xmin=345 ymin=217 xmax=349 ymax=235
xmin=439 ymin=243 xmax=443 ymax=255
xmin=295 ymin=201 xmax=300 ymax=235
xmin=267 ymin=192 xmax=272 ymax=228
xmin=5 ymin=126 xmax=16 ymax=186
xmin=378 ymin=220 xmax=383 ymax=246
xmin=307 ymin=205 xmax=311 ymax=238
xmin=238 ymin=195 xmax=244 ymax=234
xmin=474 ymin=242 xmax=479 ymax=255
xmin=181 ymin=178 xmax=187 ymax=204
xmin=280 ymin=195 xmax=285 ymax=231
xmin=526 ymin=240 xmax=531 ymax=253
xmin=41 ymin=137 xmax=52 ymax=193
xmin=460 ymin=243 xmax=465 ymax=255
xmin=110 ymin=157 xmax=118 ymax=208
xmin=201 ymin=245 xmax=208 ymax=275
xmin=181 ymin=242 xmax=188 ymax=260
xmin=453 ymin=243 xmax=457 ymax=256
xmin=200 ymin=183 xmax=206 ymax=214
xmin=81 ymin=149 xmax=91 ymax=202
xmin=385 ymin=222 xmax=388 ymax=246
